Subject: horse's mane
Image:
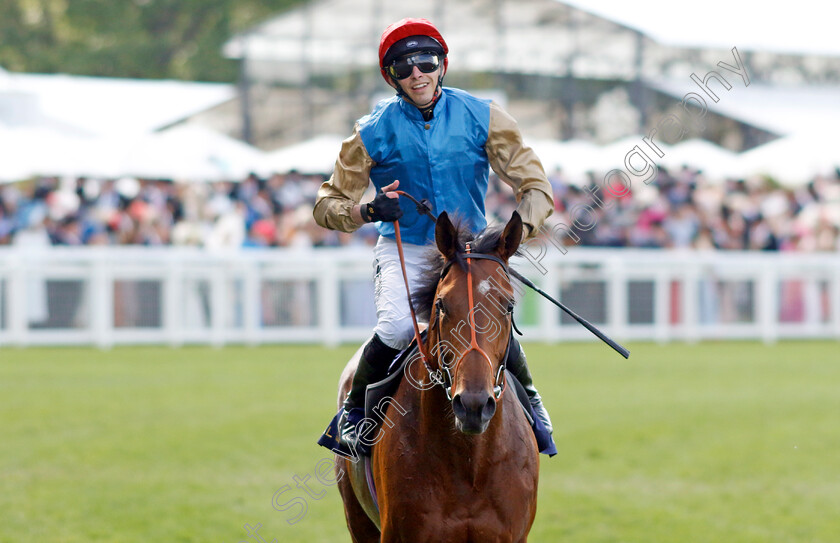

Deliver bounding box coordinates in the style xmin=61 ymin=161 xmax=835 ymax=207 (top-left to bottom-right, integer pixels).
xmin=411 ymin=218 xmax=510 ymax=321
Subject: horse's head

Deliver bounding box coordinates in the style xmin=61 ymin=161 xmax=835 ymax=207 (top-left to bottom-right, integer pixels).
xmin=431 ymin=211 xmax=522 ymax=435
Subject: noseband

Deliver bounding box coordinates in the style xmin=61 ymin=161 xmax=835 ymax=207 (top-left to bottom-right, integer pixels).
xmin=433 ymin=243 xmax=512 ymax=401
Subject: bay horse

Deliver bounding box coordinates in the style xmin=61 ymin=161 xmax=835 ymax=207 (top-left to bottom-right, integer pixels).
xmin=335 ymin=211 xmax=540 ymax=542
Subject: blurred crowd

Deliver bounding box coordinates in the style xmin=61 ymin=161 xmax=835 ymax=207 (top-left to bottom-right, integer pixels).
xmin=1 ymin=165 xmax=839 ymax=252
xmin=497 ymin=167 xmax=840 ymax=252
xmin=0 ymin=172 xmax=367 ymax=249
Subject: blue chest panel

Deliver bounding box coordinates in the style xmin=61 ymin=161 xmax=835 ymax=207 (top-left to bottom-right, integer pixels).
xmin=359 ymin=89 xmax=491 ymax=245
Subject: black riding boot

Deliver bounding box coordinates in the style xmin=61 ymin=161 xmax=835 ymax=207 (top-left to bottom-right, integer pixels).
xmin=339 ymin=334 xmax=401 ymax=449
xmin=506 ymin=337 xmax=553 ymax=435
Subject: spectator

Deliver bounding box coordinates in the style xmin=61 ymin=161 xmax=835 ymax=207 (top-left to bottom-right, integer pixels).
xmin=0 ymin=163 xmax=838 ymax=253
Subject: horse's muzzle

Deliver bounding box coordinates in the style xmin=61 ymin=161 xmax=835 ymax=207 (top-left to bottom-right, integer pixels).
xmin=451 ymin=390 xmax=496 ymax=434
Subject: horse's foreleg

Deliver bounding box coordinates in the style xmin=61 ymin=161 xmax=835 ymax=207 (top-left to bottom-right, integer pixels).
xmin=379 ymin=524 xmax=401 ymax=543
xmin=336 ymin=458 xmax=380 ymax=543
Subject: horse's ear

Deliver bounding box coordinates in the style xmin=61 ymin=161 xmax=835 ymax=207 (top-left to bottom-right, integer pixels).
xmin=435 ymin=211 xmax=459 ymax=261
xmin=498 ymin=211 xmax=523 ymax=261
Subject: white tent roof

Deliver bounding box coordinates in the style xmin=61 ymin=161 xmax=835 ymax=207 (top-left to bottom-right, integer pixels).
xmin=7 ymin=121 xmax=833 ymax=187
xmin=119 ymin=125 xmax=265 ymax=182
xmin=564 ymin=1 xmax=840 ymax=57
xmin=261 ymin=134 xmax=345 ymax=176
xmin=529 ymin=138 xmax=603 ymax=180
xmin=529 ymin=136 xmax=822 ymax=185
xmin=659 ymin=139 xmax=741 ymax=180
xmin=597 ymin=136 xmax=672 ymax=171
xmin=738 ymin=134 xmax=840 ymax=186
xmin=650 ymin=79 xmax=840 ymax=137
xmin=0 ymin=124 xmax=112 ymax=182
xmin=0 ymin=72 xmax=234 ymax=136
xmin=0 ymin=124 xmax=264 ymax=183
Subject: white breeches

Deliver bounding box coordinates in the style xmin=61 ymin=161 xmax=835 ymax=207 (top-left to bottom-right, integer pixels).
xmin=372 ymin=236 xmax=433 ymax=349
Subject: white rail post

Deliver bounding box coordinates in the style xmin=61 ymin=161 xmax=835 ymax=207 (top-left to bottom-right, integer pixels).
xmin=91 ymin=251 xmax=114 ymax=350
xmin=607 ymin=257 xmax=627 ymax=344
xmin=833 ymin=267 xmax=840 ymax=341
xmin=164 ymin=255 xmax=183 ymax=348
xmin=318 ymin=254 xmax=340 ymax=347
xmin=243 ymin=259 xmax=261 ymax=346
xmin=8 ymin=254 xmax=27 ymax=347
xmin=654 ymin=269 xmax=670 ymax=344
xmin=210 ymin=257 xmax=227 ymax=348
xmin=682 ymin=263 xmax=699 ymax=343
xmin=758 ymin=266 xmax=778 ymax=345
xmin=803 ymin=272 xmax=821 ymax=337
xmin=538 ymin=260 xmax=559 ymax=343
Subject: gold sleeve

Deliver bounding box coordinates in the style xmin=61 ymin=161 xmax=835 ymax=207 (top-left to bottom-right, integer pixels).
xmin=485 ymin=102 xmax=555 ymax=240
xmin=313 ymin=126 xmax=374 ymax=233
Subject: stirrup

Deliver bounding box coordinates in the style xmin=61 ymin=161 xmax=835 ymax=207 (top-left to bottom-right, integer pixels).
xmin=338 ymin=406 xmax=368 ymax=454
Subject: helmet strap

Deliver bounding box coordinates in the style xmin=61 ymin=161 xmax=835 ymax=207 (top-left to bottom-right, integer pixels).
xmin=390 ymin=64 xmax=445 ymax=113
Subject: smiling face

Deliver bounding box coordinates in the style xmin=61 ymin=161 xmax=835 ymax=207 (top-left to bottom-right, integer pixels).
xmin=389 ymin=60 xmax=443 ymax=108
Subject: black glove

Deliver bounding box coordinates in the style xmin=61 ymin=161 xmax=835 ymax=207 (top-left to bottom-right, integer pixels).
xmin=362 ymin=191 xmax=403 ymax=223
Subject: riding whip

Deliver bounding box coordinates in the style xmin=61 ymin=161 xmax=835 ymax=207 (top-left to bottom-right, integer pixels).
xmin=397 ymin=190 xmax=630 ymax=359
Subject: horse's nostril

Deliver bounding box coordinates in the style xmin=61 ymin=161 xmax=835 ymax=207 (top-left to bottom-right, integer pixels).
xmin=452 ymin=394 xmax=466 ymax=419
xmin=481 ymin=396 xmax=497 ymax=422
xmin=453 ymin=392 xmax=496 ymax=422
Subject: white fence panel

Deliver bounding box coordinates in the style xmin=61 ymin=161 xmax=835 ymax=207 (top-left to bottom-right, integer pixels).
xmin=0 ymin=247 xmax=838 ymax=348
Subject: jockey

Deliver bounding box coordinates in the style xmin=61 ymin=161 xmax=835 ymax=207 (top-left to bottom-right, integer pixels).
xmin=313 ymin=18 xmax=556 ymax=450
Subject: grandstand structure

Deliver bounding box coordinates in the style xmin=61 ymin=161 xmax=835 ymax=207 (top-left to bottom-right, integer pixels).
xmin=221 ymin=0 xmax=840 ymax=150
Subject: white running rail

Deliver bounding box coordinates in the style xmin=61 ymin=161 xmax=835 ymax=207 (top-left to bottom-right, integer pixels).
xmin=0 ymin=247 xmax=838 ymax=348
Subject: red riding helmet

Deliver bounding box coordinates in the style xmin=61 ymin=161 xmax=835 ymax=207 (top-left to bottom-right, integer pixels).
xmin=378 ymin=18 xmax=449 ymax=84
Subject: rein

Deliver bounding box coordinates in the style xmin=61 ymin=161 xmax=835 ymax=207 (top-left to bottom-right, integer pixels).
xmin=391 ymin=205 xmax=438 ymax=384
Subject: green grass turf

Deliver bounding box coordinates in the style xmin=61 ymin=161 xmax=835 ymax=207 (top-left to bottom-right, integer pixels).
xmin=1 ymin=341 xmax=839 ymax=542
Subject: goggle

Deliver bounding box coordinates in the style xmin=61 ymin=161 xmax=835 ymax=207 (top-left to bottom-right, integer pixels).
xmin=387 ymin=52 xmax=441 ymax=80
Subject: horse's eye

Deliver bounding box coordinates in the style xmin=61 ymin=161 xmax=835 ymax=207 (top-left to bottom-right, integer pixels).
xmin=506 ymin=300 xmax=515 ymax=314
xmin=435 ymin=298 xmax=446 ymax=314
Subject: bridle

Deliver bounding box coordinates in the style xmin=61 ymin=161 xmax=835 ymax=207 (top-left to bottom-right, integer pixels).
xmin=432 ymin=243 xmax=512 ymax=401
xmin=391 ymin=195 xmax=513 ymax=402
